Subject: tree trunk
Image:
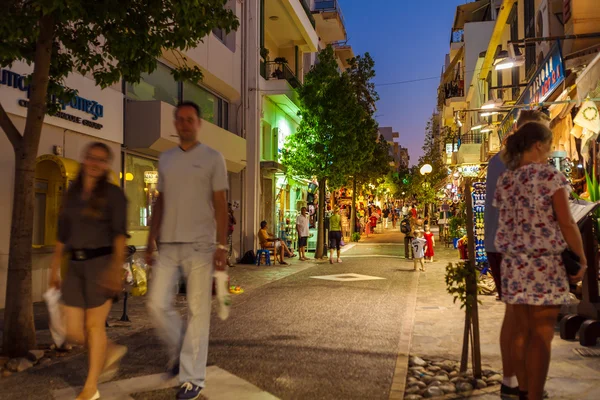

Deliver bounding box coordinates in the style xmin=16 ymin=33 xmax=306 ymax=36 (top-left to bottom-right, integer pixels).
xmin=460 ymin=307 xmax=471 ymax=373
xmin=315 ymin=178 xmax=326 ymax=259
xmin=464 ymin=178 xmax=482 ymax=378
xmin=2 ymin=14 xmax=55 ymax=357
xmin=350 ymin=178 xmax=357 ymax=236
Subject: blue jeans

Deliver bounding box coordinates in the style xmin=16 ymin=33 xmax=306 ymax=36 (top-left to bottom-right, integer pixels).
xmin=147 ymin=243 xmax=214 ymax=387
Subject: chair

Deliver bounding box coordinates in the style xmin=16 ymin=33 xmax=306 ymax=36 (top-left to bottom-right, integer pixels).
xmin=255 ymin=249 xmax=271 ymax=266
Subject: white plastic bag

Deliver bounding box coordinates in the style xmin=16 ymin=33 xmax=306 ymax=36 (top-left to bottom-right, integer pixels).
xmin=214 ymin=271 xmax=231 ymax=320
xmin=43 ymin=288 xmax=66 ymax=347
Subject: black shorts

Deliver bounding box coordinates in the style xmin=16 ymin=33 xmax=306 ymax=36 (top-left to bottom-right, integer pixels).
xmin=62 ymin=254 xmax=115 ymax=309
xmin=487 ymin=252 xmax=503 ymax=299
xmin=329 ymin=231 xmax=342 ymax=250
xmin=298 ymin=236 xmax=308 ymax=247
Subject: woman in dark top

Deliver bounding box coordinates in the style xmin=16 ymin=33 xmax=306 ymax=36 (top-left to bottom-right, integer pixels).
xmin=49 ymin=142 xmax=128 ymax=400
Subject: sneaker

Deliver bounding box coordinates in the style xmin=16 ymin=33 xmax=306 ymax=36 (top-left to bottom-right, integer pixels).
xmin=500 ymin=384 xmax=520 ymax=398
xmin=177 ymin=382 xmax=202 ymax=400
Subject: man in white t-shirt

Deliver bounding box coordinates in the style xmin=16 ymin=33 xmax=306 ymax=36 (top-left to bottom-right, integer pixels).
xmin=296 ymin=207 xmax=310 ymax=261
xmin=146 ymin=101 xmax=229 ymax=400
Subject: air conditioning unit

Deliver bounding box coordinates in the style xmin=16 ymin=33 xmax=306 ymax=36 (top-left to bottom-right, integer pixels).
xmin=535 ymin=0 xmax=564 ymax=63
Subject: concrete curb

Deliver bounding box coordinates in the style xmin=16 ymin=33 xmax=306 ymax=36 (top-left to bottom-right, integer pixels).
xmin=388 ymin=273 xmax=420 ymax=400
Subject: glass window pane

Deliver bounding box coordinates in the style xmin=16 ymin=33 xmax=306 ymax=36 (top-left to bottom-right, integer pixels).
xmin=125 ymin=155 xmax=159 ymax=231
xmin=182 ymin=82 xmax=219 ymax=125
xmin=126 ymin=63 xmax=179 ymax=106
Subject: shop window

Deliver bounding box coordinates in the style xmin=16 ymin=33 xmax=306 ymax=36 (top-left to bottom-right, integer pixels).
xmin=124 ymin=155 xmax=159 ymax=238
xmin=182 ymin=82 xmax=230 ymax=131
xmin=213 ymin=27 xmax=226 ymax=43
xmin=33 ymin=159 xmax=70 ymax=247
xmin=126 ymin=63 xmax=180 ymax=106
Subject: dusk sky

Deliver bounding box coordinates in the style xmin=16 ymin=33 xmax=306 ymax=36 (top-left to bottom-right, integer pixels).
xmin=342 ymin=0 xmax=467 ymax=165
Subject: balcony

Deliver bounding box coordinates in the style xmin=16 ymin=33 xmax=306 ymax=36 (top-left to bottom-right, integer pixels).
xmin=458 ymin=132 xmax=483 ymax=146
xmin=261 ymin=61 xmax=301 ymax=89
xmin=456 ymin=132 xmax=482 ymax=165
xmin=333 ymin=42 xmax=354 ymax=70
xmin=124 ymin=100 xmax=247 ymax=172
xmin=259 ymin=62 xmax=301 ymax=123
xmin=312 ymin=0 xmax=347 ymax=44
xmin=265 ymin=0 xmax=318 ymax=52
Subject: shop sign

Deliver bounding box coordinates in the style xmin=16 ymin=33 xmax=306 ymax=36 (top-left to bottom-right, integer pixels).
xmin=499 ymin=42 xmax=564 ymax=140
xmin=459 ymin=164 xmax=480 ymax=177
xmin=446 ymin=143 xmax=458 ymax=154
xmin=143 ymin=171 xmax=158 ymax=184
xmin=1 ymin=68 xmax=105 ymax=121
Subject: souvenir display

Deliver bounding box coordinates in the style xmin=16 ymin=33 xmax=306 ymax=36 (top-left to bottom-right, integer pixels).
xmin=472 ymin=182 xmax=487 ymax=263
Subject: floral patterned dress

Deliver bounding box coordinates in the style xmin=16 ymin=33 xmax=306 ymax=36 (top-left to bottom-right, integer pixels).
xmin=493 ymin=163 xmax=571 ymax=306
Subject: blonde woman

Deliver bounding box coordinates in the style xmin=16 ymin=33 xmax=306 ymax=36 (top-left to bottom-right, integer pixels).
xmin=49 ymin=142 xmax=128 ymax=400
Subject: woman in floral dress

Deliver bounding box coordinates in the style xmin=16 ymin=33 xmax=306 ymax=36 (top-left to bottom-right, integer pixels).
xmin=494 ymin=122 xmax=586 ymax=400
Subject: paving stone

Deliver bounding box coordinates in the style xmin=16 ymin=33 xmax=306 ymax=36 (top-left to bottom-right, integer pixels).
xmin=421 ymin=376 xmax=433 ymax=384
xmin=407 ymin=376 xmax=418 ymax=383
xmin=456 ymin=382 xmax=474 ymax=392
xmin=405 ymin=386 xmax=421 ymax=394
xmin=487 ymin=374 xmax=503 ymax=383
xmin=449 ymin=370 xmax=459 ymax=378
xmin=27 ymin=350 xmax=45 ymax=363
xmin=440 ymin=384 xmax=457 ymax=393
xmin=432 ymin=374 xmax=449 ymax=382
xmin=476 ymin=379 xmax=488 ymax=389
xmin=409 ymin=366 xmax=426 ymax=372
xmin=404 ymin=395 xmax=423 ymax=400
xmin=427 ymin=365 xmax=441 ymax=373
xmin=410 ymin=356 xmax=427 ymax=367
xmin=423 ymin=386 xmax=444 ymax=398
xmin=428 ymin=380 xmax=442 ymax=387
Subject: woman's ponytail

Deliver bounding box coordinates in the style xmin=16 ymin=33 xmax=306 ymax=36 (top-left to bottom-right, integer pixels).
xmin=501 ymin=122 xmax=552 ymax=170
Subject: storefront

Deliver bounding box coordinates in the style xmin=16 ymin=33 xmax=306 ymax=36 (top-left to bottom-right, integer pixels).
xmin=0 ymin=61 xmax=124 ymax=308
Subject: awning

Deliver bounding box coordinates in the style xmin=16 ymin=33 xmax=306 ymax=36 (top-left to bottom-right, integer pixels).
xmin=260 ymin=161 xmax=286 ymax=173
xmin=35 ymin=154 xmax=119 ymax=185
xmin=576 ymin=52 xmax=600 ymax=102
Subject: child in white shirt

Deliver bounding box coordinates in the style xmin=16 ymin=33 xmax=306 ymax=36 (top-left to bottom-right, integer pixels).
xmin=411 ymin=230 xmax=428 ymax=272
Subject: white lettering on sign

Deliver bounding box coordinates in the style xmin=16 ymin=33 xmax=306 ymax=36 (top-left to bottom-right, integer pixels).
xmin=459 ymin=165 xmax=480 ymax=177
xmin=144 ymin=171 xmax=158 ymax=184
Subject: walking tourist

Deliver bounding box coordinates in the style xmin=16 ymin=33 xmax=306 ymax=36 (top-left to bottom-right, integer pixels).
xmin=145 ymin=101 xmax=229 ymax=400
xmin=382 ymin=206 xmax=390 ymax=229
xmin=258 ymin=221 xmax=290 ymax=265
xmin=296 ymin=206 xmax=310 ymax=261
xmin=391 ymin=209 xmax=398 ymax=229
xmin=411 ymin=229 xmax=427 ymax=272
xmin=423 ymin=225 xmax=435 ymax=262
xmin=400 ymin=216 xmax=413 ymax=259
xmin=328 ymin=207 xmax=343 ymax=264
xmin=49 ymin=142 xmax=128 ymax=400
xmin=227 ymin=202 xmax=236 ymax=267
xmin=494 ymin=122 xmax=586 ymax=400
xmin=484 ymin=110 xmax=556 ymax=398
xmin=410 ymin=204 xmax=418 ymax=219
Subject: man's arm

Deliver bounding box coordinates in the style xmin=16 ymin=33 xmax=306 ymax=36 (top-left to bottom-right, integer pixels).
xmin=145 ymin=194 xmax=163 ymax=265
xmin=214 ymin=191 xmax=228 ymax=248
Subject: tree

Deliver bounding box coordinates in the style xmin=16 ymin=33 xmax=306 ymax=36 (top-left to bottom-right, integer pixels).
xmin=343 ymin=54 xmax=391 ymax=234
xmin=0 ymin=0 xmax=239 ymax=357
xmin=281 ymin=46 xmax=362 ymax=258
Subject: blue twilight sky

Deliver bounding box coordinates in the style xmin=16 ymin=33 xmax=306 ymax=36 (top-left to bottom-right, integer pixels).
xmin=341 ymin=0 xmax=467 ymax=165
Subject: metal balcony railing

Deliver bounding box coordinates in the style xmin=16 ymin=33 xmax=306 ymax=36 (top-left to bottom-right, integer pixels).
xmin=313 ymin=0 xmax=346 ymax=27
xmin=458 ymin=132 xmax=483 ymax=146
xmin=451 ymin=29 xmax=464 ymax=43
xmin=261 ymin=61 xmax=301 ymax=89
xmin=442 ymin=79 xmax=465 ymax=100
xmin=299 ymin=0 xmax=316 ymax=28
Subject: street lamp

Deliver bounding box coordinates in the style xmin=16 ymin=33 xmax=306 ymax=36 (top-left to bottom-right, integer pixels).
xmin=420 ymin=164 xmax=433 ymax=218
xmin=494 ymin=43 xmax=524 ymax=70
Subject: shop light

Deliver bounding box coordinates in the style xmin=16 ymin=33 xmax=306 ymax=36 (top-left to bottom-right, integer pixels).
xmin=481 ymin=98 xmax=503 ymax=110
xmin=480 ymin=128 xmax=493 ymax=133
xmin=471 ymin=124 xmax=484 ymax=131
xmin=495 ymin=43 xmax=524 ymax=71
xmin=577 ymin=164 xmax=584 ymax=169
xmin=446 ymin=184 xmax=452 ymax=189
xmin=125 ymin=172 xmax=134 ymax=181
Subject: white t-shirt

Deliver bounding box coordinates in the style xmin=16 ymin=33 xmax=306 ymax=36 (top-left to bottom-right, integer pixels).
xmin=296 ymin=214 xmax=310 ymax=237
xmin=157 ymin=143 xmax=228 ymax=248
xmin=412 ymin=237 xmax=427 ymax=259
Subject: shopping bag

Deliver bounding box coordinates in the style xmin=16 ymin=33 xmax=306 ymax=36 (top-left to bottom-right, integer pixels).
xmin=214 ymin=271 xmax=231 ymax=320
xmin=130 ymin=260 xmax=148 ymax=297
xmin=43 ymin=288 xmax=66 ymax=348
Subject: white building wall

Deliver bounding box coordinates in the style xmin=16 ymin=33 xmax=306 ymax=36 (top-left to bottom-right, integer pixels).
xmin=464 ymin=21 xmax=496 ymax=95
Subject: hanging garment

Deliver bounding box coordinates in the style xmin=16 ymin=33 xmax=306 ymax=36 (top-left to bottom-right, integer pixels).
xmin=574 ymin=100 xmax=600 ymax=134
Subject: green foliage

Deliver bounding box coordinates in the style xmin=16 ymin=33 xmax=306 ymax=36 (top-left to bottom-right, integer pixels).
xmin=445 ymin=262 xmax=481 ymax=312
xmin=448 ymin=216 xmax=465 ymax=239
xmin=0 ymin=0 xmax=239 ymax=110
xmin=351 ymin=232 xmax=361 ymax=242
xmin=573 ymin=168 xmax=600 ymax=241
